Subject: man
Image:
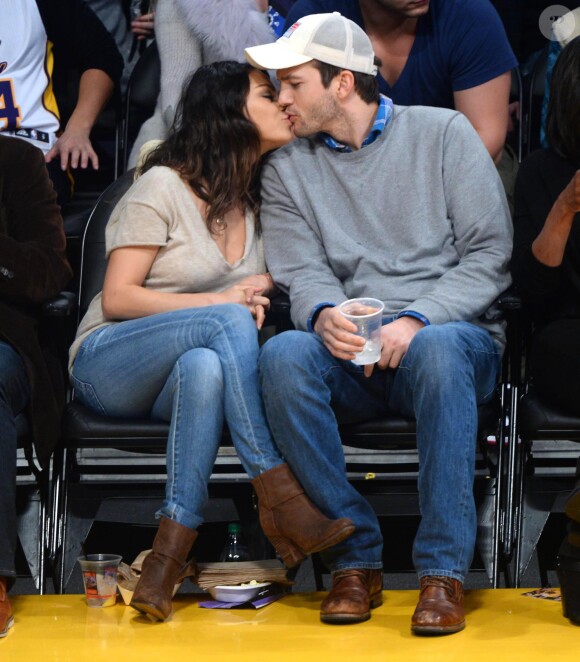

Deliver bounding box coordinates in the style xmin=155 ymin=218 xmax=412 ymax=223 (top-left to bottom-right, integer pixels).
xmin=86 ymin=0 xmax=156 ymax=95
xmin=245 ymin=12 xmax=512 ymax=634
xmin=0 ymin=0 xmax=123 ymax=204
xmin=0 ymin=136 xmax=72 ymax=637
xmin=283 ymin=0 xmax=517 ymax=164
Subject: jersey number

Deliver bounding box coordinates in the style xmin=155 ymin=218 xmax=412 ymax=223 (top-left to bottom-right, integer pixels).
xmin=0 ymin=79 xmax=22 ymax=130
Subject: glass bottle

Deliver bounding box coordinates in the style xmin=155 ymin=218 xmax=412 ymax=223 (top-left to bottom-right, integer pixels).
xmin=219 ymin=523 xmax=251 ymax=562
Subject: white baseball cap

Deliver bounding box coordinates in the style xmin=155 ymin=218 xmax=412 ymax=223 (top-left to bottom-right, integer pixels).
xmin=245 ymin=12 xmax=378 ymax=76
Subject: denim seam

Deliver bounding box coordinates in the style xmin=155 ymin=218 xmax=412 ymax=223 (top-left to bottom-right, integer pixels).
xmin=332 ymin=562 xmax=383 ymax=572
xmin=417 ymin=569 xmax=465 ymax=583
xmin=457 ymin=361 xmax=474 ymax=574
xmin=166 ymin=358 xmax=182 ymax=507
xmin=71 ymin=375 xmax=107 ymax=416
xmin=320 ymin=363 xmax=352 ymax=382
xmin=206 ymin=313 xmax=269 ymax=476
xmin=156 ymin=503 xmax=202 ymax=530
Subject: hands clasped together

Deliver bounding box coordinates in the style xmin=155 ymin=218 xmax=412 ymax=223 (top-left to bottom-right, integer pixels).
xmin=225 ymin=273 xmax=275 ymax=330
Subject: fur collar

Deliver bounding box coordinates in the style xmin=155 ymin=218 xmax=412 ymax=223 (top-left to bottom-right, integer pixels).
xmin=174 ymin=0 xmax=275 ymax=62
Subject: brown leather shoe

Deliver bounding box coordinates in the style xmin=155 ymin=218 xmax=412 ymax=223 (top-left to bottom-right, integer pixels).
xmin=0 ymin=577 xmax=14 ymax=638
xmin=411 ymin=576 xmax=465 ymax=635
xmin=320 ymin=569 xmax=383 ymax=624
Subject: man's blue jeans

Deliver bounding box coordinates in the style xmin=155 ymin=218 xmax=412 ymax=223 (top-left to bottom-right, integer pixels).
xmin=259 ymin=322 xmax=502 ymax=581
xmin=72 ymin=304 xmax=285 ymax=530
xmin=0 ymin=341 xmax=30 ymax=584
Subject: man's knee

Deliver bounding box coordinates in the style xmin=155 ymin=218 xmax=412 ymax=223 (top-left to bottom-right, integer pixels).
xmin=259 ymin=330 xmax=320 ymax=378
xmin=405 ymin=324 xmax=473 ymax=382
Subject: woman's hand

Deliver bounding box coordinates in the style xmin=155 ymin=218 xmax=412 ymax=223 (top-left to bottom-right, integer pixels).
xmin=221 ymin=285 xmax=271 ymax=329
xmin=234 ymin=273 xmax=277 ymax=296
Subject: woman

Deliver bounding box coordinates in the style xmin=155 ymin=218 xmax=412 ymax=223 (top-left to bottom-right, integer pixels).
xmin=69 ymin=61 xmax=354 ymax=621
xmin=128 ymin=0 xmax=279 ymax=167
xmin=511 ymin=36 xmax=580 ymax=626
xmin=511 ymin=36 xmax=580 ymax=415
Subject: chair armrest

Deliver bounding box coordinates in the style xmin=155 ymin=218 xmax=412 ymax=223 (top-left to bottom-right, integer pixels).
xmin=266 ymin=292 xmax=292 ymax=334
xmin=270 ymin=292 xmax=290 ymax=313
xmin=42 ymin=291 xmax=77 ymax=317
xmin=496 ymin=287 xmax=522 ymax=312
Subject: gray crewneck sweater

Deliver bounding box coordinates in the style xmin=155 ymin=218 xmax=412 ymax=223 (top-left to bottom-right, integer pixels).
xmin=260 ymin=105 xmax=513 ymax=349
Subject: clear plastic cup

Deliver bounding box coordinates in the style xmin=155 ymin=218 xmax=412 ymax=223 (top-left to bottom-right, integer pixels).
xmin=78 ymin=554 xmax=122 ymax=607
xmin=339 ymin=297 xmax=385 ymax=365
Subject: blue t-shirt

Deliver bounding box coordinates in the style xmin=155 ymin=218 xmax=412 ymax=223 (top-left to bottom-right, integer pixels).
xmin=284 ymin=0 xmax=517 ymax=109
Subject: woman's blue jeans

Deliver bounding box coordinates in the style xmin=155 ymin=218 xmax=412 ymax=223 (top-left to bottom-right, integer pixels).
xmin=72 ymin=304 xmax=285 ymax=530
xmin=258 ymin=321 xmax=502 ymax=580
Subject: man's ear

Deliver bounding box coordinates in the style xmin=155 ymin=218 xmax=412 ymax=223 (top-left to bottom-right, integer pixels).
xmin=335 ymin=70 xmax=356 ymax=99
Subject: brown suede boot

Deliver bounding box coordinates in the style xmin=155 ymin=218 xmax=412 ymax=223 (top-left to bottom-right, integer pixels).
xmin=130 ymin=518 xmax=197 ymax=621
xmin=0 ymin=577 xmax=14 ymax=638
xmin=251 ymin=463 xmax=355 ymax=567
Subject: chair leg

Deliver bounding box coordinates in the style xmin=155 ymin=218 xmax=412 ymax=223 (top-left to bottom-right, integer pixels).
xmin=37 ymin=469 xmax=50 ymax=595
xmin=50 ymin=446 xmax=70 ymax=594
xmin=512 ymin=439 xmax=528 ymax=588
xmin=500 ymin=381 xmax=520 ymax=588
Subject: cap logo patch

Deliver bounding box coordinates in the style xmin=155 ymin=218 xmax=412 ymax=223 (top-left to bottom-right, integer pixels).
xmin=283 ymin=21 xmax=302 ymax=38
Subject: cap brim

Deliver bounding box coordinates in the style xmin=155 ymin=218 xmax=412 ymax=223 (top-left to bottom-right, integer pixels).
xmin=245 ymin=42 xmax=313 ymax=71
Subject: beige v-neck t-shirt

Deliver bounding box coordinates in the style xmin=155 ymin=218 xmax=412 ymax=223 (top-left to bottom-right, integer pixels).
xmin=69 ymin=166 xmax=266 ymax=371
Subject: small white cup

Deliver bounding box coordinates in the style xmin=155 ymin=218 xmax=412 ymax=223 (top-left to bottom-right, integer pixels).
xmin=339 ymin=298 xmax=384 ymax=365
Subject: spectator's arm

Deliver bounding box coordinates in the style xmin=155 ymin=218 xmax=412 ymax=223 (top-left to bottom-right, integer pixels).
xmin=511 ymin=154 xmax=565 ymax=306
xmin=45 ymin=69 xmax=114 ymax=170
xmin=530 ymin=171 xmax=580 ymax=267
xmin=39 ymin=0 xmax=123 ymax=169
xmin=454 ymin=71 xmax=511 ymax=163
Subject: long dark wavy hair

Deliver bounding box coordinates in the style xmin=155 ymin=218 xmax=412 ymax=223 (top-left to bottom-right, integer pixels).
xmin=546 ymin=36 xmax=580 ymax=165
xmin=141 ymin=61 xmax=263 ymax=233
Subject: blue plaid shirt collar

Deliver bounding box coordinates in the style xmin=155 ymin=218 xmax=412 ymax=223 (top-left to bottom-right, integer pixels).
xmin=322 ymin=94 xmax=394 ymax=153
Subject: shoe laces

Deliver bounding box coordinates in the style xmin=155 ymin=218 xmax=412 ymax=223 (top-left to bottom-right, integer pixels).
xmin=420 ymin=576 xmax=457 ymax=597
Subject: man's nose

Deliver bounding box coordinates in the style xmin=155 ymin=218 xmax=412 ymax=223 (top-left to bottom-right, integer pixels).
xmin=278 ymin=87 xmax=292 ymax=108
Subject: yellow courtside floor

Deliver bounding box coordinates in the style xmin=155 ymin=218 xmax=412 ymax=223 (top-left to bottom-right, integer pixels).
xmin=1 ymin=590 xmax=578 ymax=662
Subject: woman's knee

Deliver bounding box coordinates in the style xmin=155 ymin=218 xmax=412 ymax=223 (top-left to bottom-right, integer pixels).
xmin=176 ymin=348 xmax=223 ymax=392
xmin=215 ymin=303 xmax=255 ymax=328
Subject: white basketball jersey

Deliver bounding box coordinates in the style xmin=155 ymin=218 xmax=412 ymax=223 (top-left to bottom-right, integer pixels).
xmin=0 ymin=0 xmax=60 ymax=152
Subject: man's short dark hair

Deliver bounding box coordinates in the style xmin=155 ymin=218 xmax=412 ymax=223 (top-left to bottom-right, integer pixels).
xmin=313 ymin=59 xmax=381 ymax=104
